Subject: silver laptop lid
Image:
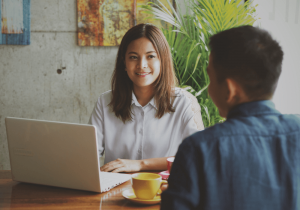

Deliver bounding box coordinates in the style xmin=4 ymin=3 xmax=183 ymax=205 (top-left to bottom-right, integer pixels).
xmin=5 ymin=117 xmax=101 ymax=192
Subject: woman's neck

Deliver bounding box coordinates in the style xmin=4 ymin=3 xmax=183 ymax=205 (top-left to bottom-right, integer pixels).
xmin=133 ymin=86 xmax=155 ymax=107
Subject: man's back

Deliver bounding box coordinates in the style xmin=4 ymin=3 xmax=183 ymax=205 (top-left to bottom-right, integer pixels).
xmin=161 ymin=100 xmax=300 ymax=210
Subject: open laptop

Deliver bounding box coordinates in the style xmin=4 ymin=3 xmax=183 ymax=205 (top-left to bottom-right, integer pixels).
xmin=5 ymin=117 xmax=131 ymax=193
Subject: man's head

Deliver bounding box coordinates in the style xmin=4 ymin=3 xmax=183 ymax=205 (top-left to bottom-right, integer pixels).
xmin=207 ymin=26 xmax=284 ymax=117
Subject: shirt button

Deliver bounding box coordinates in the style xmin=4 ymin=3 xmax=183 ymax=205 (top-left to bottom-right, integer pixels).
xmin=139 ymin=129 xmax=143 ymax=134
xmin=141 ymin=112 xmax=144 ymax=116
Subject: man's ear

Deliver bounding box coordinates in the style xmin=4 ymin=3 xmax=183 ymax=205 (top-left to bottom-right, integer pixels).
xmin=225 ymin=78 xmax=241 ymax=105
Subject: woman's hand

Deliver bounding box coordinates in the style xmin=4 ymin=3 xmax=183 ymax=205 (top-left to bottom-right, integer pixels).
xmin=101 ymin=157 xmax=168 ymax=173
xmin=100 ymin=158 xmax=142 ymax=173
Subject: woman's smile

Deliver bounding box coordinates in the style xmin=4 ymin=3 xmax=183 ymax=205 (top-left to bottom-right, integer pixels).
xmin=135 ymin=72 xmax=151 ymax=77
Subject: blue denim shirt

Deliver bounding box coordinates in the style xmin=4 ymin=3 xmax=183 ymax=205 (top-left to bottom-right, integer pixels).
xmin=161 ymin=100 xmax=300 ymax=210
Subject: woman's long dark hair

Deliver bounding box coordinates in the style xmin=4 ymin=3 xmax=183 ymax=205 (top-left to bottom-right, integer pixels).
xmin=109 ymin=24 xmax=177 ymax=123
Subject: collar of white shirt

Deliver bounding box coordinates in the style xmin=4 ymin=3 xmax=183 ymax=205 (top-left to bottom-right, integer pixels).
xmin=131 ymin=92 xmax=157 ymax=110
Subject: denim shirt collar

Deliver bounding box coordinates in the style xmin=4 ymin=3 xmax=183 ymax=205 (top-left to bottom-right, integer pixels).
xmin=227 ymin=100 xmax=281 ymax=119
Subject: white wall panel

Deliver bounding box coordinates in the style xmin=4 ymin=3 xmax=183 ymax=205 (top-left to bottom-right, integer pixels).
xmin=253 ymin=0 xmax=300 ymax=115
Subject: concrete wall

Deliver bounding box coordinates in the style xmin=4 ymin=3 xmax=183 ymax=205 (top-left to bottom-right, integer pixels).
xmin=0 ymin=0 xmax=118 ymax=170
xmin=0 ymin=0 xmax=188 ymax=170
xmin=2 ymin=0 xmax=298 ymax=170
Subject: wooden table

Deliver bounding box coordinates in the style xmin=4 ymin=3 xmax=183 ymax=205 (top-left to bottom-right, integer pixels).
xmin=0 ymin=170 xmax=160 ymax=210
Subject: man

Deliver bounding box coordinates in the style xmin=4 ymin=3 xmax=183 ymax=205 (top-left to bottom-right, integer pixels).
xmin=161 ymin=26 xmax=300 ymax=210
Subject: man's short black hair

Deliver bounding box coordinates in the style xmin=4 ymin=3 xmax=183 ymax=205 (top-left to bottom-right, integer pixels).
xmin=209 ymin=25 xmax=284 ymax=99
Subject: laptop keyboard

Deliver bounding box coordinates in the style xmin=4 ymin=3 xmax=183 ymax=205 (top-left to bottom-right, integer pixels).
xmin=100 ymin=172 xmax=131 ymax=192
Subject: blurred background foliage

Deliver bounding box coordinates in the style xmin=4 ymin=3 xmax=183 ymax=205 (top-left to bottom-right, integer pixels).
xmin=142 ymin=0 xmax=258 ymax=127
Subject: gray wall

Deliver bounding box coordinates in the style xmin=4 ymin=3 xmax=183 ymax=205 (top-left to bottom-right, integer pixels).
xmin=0 ymin=0 xmax=188 ymax=170
xmin=7 ymin=0 xmax=297 ymax=170
xmin=0 ymin=0 xmax=118 ymax=170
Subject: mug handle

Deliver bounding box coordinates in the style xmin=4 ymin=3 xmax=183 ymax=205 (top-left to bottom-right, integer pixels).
xmin=156 ymin=180 xmax=168 ymax=195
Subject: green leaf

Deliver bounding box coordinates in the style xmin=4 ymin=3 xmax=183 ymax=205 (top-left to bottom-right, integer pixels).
xmin=143 ymin=0 xmax=257 ymax=127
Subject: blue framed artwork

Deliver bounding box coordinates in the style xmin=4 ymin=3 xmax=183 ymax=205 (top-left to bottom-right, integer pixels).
xmin=0 ymin=0 xmax=30 ymax=45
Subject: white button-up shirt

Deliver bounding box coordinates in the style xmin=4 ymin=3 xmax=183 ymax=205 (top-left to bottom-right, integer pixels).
xmin=89 ymin=87 xmax=204 ymax=164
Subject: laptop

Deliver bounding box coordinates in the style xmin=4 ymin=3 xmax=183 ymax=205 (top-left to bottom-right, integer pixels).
xmin=5 ymin=117 xmax=131 ymax=193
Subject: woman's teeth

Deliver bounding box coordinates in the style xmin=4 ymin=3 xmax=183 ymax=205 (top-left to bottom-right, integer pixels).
xmin=136 ymin=72 xmax=150 ymax=75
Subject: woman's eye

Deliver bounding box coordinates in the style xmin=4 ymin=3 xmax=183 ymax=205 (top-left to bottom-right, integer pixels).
xmin=129 ymin=56 xmax=137 ymax=59
xmin=148 ymin=55 xmax=155 ymax=58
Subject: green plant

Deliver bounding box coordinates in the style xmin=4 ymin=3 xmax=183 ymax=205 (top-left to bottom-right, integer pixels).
xmin=142 ymin=0 xmax=257 ymax=127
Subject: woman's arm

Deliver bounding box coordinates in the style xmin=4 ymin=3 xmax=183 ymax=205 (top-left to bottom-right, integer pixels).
xmin=100 ymin=157 xmax=168 ymax=173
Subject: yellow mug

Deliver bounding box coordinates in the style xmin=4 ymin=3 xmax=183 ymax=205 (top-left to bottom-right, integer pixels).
xmin=131 ymin=173 xmax=168 ymax=200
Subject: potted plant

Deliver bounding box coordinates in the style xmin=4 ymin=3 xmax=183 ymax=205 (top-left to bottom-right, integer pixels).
xmin=142 ymin=0 xmax=257 ymax=127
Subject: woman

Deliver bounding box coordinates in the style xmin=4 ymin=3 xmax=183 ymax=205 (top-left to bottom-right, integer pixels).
xmin=89 ymin=23 xmax=204 ymax=173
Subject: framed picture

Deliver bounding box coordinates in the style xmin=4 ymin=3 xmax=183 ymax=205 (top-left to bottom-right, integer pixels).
xmin=0 ymin=0 xmax=31 ymax=45
xmin=77 ymin=0 xmax=175 ymax=46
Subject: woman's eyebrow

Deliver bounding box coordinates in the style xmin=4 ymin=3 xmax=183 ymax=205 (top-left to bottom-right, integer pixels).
xmin=128 ymin=51 xmax=156 ymax=54
xmin=128 ymin=52 xmax=138 ymax=54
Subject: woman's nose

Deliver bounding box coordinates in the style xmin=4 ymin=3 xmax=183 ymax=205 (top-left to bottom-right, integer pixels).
xmin=138 ymin=57 xmax=148 ymax=69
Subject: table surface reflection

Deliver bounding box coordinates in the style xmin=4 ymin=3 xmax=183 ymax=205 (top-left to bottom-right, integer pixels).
xmin=0 ymin=170 xmax=160 ymax=210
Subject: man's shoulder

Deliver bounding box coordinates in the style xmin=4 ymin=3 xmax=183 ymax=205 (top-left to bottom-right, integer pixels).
xmin=181 ymin=123 xmax=226 ymax=147
xmin=192 ymin=120 xmax=232 ymax=138
xmin=280 ymin=113 xmax=300 ymax=127
xmin=182 ymin=113 xmax=300 ymax=148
